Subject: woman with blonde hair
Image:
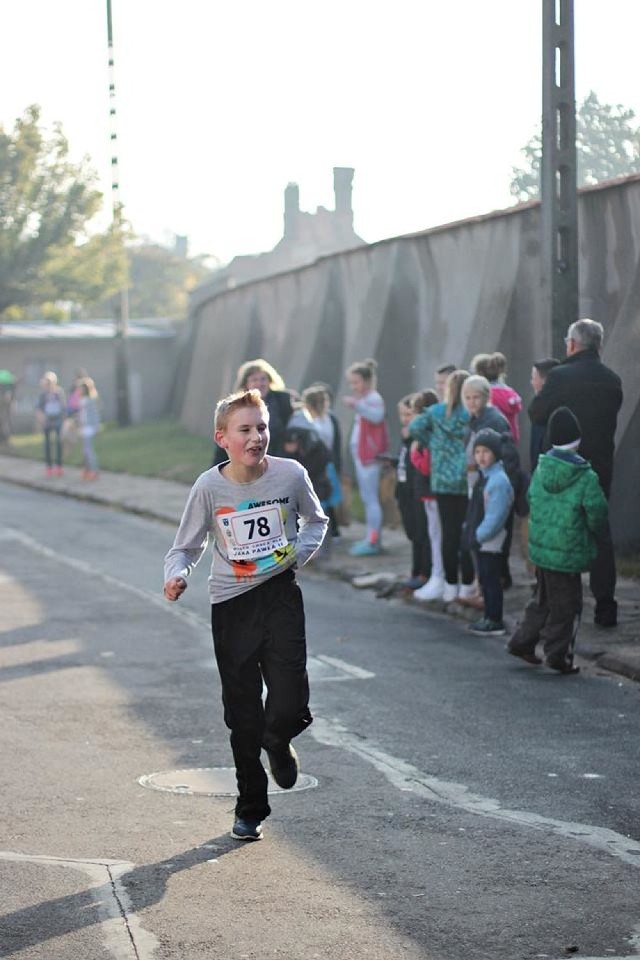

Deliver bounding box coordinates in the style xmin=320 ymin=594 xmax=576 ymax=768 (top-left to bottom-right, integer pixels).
xmin=409 ymin=369 xmax=474 ymax=602
xmin=211 ymin=359 xmax=293 ymax=466
xmin=233 ymin=359 xmax=292 ymax=457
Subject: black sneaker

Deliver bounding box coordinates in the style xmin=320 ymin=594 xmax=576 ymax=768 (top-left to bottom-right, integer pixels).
xmin=266 ymin=744 xmax=299 ymax=789
xmin=594 ymin=607 xmax=617 ymax=628
xmin=468 ymin=618 xmax=506 ymax=636
xmin=506 ymin=645 xmax=542 ymax=665
xmin=545 ymin=658 xmax=580 ymax=675
xmin=231 ymin=817 xmax=263 ymax=841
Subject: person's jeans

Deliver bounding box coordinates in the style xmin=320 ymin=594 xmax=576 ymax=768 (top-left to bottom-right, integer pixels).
xmin=44 ymin=425 xmax=62 ymax=467
xmin=82 ymin=432 xmax=98 ymax=472
xmin=354 ymin=459 xmax=383 ymax=543
xmin=476 ymin=551 xmax=504 ymax=622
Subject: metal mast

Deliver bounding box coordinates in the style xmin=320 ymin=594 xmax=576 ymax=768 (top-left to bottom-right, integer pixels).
xmin=541 ymin=0 xmax=579 ymax=358
xmin=107 ymin=0 xmax=131 ymax=426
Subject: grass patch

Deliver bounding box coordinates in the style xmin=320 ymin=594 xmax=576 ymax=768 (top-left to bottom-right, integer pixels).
xmin=617 ymin=555 xmax=640 ymax=581
xmin=7 ymin=419 xmax=213 ymax=485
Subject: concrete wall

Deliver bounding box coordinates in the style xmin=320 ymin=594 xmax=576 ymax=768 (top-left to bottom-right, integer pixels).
xmin=178 ymin=175 xmax=640 ymax=551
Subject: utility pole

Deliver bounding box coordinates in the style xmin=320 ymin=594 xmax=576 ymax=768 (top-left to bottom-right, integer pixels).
xmin=541 ymin=0 xmax=579 ymax=358
xmin=106 ymin=0 xmax=131 ymax=426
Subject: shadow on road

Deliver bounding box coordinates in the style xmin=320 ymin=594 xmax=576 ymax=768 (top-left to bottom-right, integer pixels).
xmin=0 ymin=835 xmax=242 ymax=956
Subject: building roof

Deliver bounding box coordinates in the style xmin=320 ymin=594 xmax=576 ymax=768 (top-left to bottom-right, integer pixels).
xmin=0 ymin=320 xmax=176 ymax=342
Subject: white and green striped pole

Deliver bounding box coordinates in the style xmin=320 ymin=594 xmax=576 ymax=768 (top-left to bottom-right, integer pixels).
xmin=106 ymin=0 xmax=131 ymax=426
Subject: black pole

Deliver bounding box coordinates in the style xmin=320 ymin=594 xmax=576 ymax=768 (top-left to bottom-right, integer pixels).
xmin=541 ymin=0 xmax=579 ymax=358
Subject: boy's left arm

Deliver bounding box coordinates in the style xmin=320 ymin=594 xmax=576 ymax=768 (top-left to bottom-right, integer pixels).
xmin=583 ymin=470 xmax=609 ymax=536
xmin=475 ymin=476 xmax=514 ymax=544
xmin=294 ymin=467 xmax=329 ymax=565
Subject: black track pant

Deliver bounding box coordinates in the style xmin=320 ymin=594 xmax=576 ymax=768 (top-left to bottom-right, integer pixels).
xmin=436 ymin=493 xmax=474 ymax=586
xmin=211 ymin=569 xmax=312 ymax=822
xmin=508 ymin=567 xmax=582 ymax=668
xmin=590 ymin=518 xmax=617 ymax=621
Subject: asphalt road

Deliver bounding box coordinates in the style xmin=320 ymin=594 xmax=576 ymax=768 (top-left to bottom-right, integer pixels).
xmin=1 ymin=482 xmax=639 ymax=960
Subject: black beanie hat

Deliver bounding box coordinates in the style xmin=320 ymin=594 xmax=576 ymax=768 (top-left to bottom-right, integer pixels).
xmin=473 ymin=428 xmax=503 ymax=460
xmin=548 ymin=406 xmax=581 ymax=447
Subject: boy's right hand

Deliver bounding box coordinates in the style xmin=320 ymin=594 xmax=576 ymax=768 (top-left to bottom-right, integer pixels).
xmin=164 ymin=576 xmax=187 ymax=601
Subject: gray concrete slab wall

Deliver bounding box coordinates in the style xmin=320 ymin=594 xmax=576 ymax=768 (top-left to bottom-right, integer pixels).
xmin=179 ymin=177 xmax=640 ymax=550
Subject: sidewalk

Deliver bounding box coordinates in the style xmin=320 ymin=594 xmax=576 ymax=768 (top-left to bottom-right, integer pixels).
xmin=1 ymin=451 xmax=639 ymax=682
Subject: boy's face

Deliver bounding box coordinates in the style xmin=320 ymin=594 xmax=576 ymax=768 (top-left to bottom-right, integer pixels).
xmin=463 ymin=387 xmax=487 ymax=417
xmin=474 ymin=445 xmax=496 ymax=470
xmin=398 ymin=403 xmax=413 ymax=427
xmin=434 ymin=372 xmax=448 ymax=401
xmin=215 ymin=405 xmax=270 ymax=466
xmin=530 ymin=366 xmax=545 ymax=394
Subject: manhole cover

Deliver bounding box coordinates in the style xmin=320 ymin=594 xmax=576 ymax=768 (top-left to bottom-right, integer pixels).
xmin=137 ymin=767 xmax=318 ymax=797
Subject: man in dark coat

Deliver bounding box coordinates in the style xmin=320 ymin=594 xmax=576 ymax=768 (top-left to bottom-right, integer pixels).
xmin=528 ymin=319 xmax=623 ymax=627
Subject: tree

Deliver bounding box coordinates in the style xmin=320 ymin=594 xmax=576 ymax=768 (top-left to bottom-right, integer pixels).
xmin=84 ymin=241 xmax=213 ymax=320
xmin=510 ymin=91 xmax=640 ymax=202
xmin=0 ymin=105 xmax=127 ymax=316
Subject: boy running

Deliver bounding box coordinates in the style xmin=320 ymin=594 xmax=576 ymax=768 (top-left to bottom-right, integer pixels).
xmin=164 ymin=389 xmax=328 ymax=840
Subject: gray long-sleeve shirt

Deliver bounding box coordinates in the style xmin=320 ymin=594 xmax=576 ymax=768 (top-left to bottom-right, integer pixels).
xmin=164 ymin=456 xmax=328 ymax=603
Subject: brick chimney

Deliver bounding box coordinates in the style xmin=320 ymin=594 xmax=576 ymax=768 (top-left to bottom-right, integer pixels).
xmin=283 ymin=182 xmax=300 ymax=240
xmin=333 ymin=167 xmax=354 ymax=223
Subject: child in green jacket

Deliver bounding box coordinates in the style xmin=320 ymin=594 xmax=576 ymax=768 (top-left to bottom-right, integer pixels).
xmin=507 ymin=407 xmax=608 ymax=673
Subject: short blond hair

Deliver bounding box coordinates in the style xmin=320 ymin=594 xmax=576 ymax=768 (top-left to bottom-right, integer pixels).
xmin=462 ymin=374 xmax=491 ymax=399
xmin=214 ymin=389 xmax=269 ymax=432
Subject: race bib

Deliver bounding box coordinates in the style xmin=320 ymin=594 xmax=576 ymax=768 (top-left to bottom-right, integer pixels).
xmin=217 ymin=505 xmax=288 ymax=561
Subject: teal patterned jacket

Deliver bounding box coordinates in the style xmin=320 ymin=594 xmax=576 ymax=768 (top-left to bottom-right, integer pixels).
xmin=409 ymin=402 xmax=470 ymax=495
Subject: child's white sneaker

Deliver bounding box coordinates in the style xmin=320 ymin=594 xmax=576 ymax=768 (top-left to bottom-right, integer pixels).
xmin=458 ymin=583 xmax=479 ymax=600
xmin=442 ymin=582 xmax=459 ymax=603
xmin=414 ymin=576 xmax=445 ymax=602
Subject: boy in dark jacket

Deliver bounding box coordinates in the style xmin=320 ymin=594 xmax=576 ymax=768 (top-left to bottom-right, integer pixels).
xmin=507 ymin=408 xmax=608 ymax=674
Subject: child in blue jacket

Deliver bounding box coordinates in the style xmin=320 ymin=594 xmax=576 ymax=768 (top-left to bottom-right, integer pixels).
xmin=464 ymin=428 xmax=514 ymax=636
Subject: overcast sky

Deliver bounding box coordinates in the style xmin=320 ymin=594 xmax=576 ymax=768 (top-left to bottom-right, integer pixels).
xmin=3 ymin=1 xmax=640 ymax=263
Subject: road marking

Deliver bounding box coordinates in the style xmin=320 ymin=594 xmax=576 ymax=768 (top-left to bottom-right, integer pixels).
xmin=310 ymin=718 xmax=640 ymax=959
xmin=0 ymin=850 xmax=159 ymax=959
xmin=8 ymin=530 xmax=634 ymax=957
xmin=1 ymin=528 xmax=208 ymax=631
xmin=314 ymin=654 xmax=375 ymax=679
xmin=1 ymin=528 xmax=374 ymax=683
xmin=310 ymin=717 xmax=640 ymax=869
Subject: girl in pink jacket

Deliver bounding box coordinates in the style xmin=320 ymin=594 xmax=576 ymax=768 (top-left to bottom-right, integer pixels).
xmin=472 ymin=352 xmax=522 ymax=441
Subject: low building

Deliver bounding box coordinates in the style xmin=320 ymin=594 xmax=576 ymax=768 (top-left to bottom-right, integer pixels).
xmin=0 ymin=319 xmax=178 ymax=432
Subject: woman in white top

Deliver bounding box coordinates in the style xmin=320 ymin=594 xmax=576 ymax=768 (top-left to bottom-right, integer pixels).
xmin=342 ymin=359 xmax=388 ymax=557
